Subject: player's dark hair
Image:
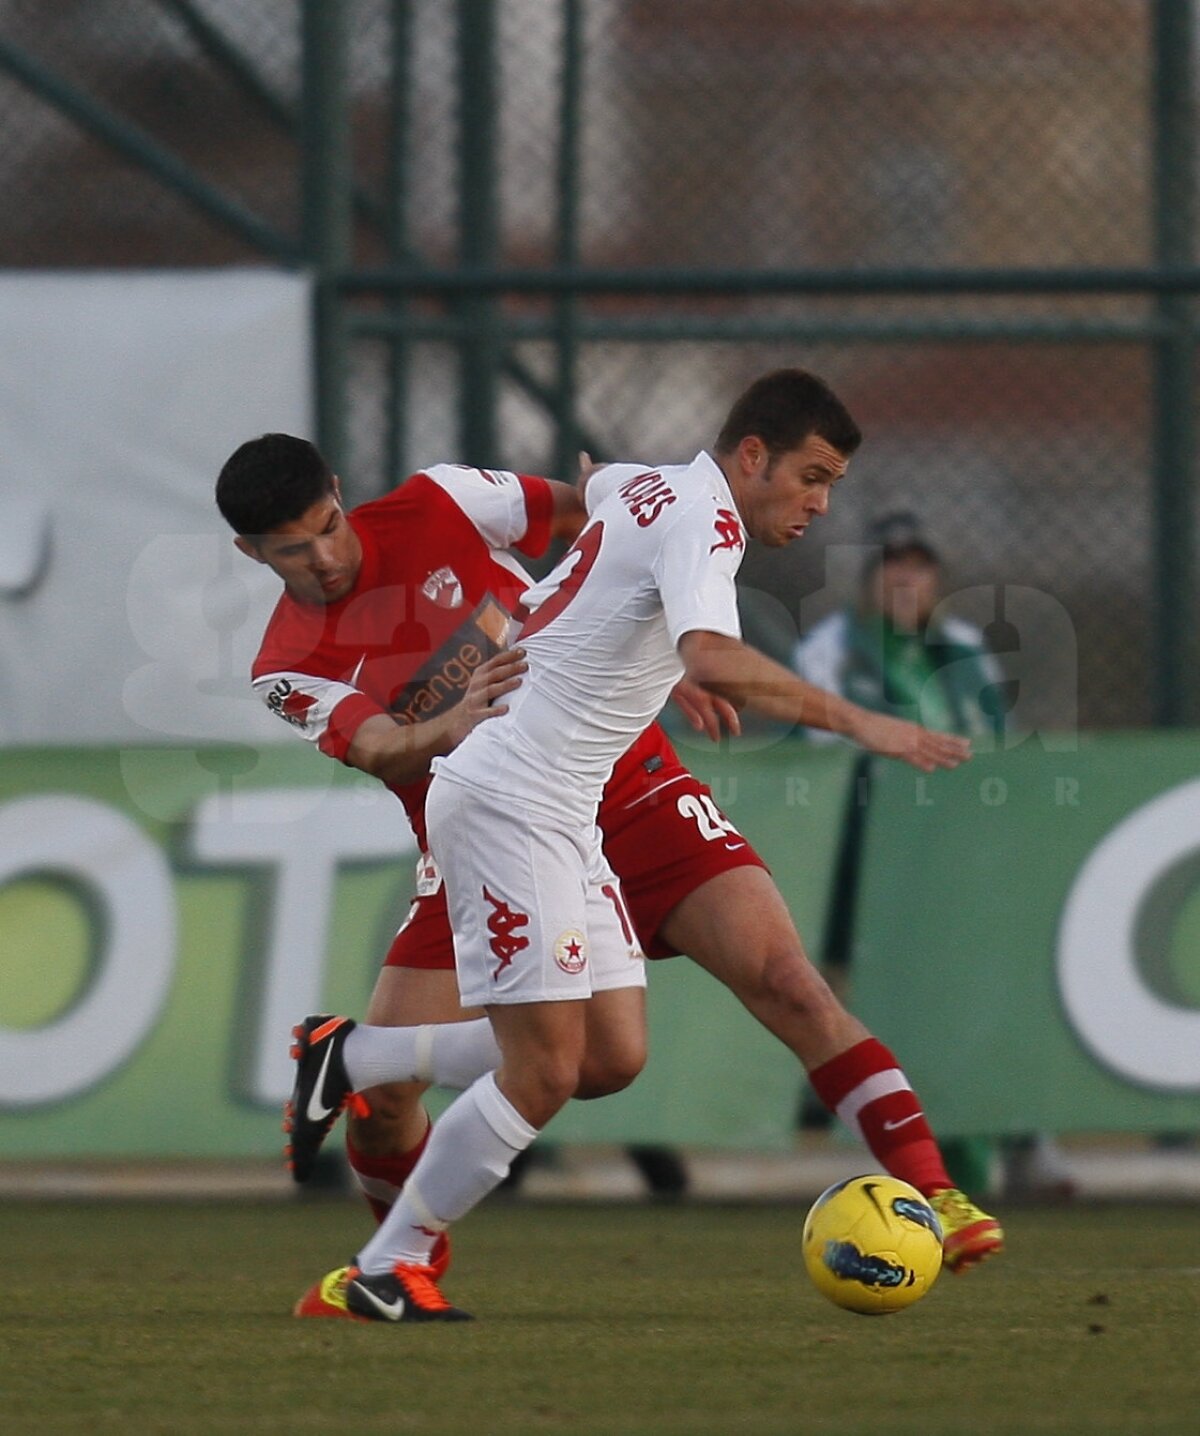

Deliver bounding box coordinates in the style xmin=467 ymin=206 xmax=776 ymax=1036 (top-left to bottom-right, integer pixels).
xmin=714 ymin=368 xmax=862 ymax=459
xmin=215 ymin=433 xmax=337 ymax=539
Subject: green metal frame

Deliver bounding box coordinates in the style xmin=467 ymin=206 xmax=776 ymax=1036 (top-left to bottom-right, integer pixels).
xmin=301 ymin=0 xmax=352 ymax=476
xmin=0 ymin=0 xmax=1194 ymax=719
xmin=1150 ymin=0 xmax=1197 ymax=725
xmin=0 ymin=29 xmax=298 ymax=261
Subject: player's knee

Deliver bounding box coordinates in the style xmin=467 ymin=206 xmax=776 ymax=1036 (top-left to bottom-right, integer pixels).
xmin=758 ymin=950 xmax=839 ymax=1024
xmin=576 ymin=1039 xmax=646 ymax=1099
xmin=513 ymin=1050 xmax=583 ymax=1117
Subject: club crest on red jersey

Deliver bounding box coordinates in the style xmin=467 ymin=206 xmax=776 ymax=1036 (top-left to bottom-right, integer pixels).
xmin=710 ymin=507 xmax=745 ymax=554
xmin=421 ymin=565 xmax=464 ymax=609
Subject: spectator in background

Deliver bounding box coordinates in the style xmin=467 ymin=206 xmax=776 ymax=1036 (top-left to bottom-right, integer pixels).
xmin=793 ymin=509 xmax=1076 ymax=1201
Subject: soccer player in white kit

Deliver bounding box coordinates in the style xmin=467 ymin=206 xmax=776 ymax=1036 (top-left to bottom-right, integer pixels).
xmin=299 ymin=368 xmax=995 ymax=1324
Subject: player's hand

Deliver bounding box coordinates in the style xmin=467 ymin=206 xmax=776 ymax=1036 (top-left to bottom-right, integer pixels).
xmin=670 ymin=677 xmax=742 ymax=742
xmin=576 ymin=451 xmax=607 ymax=505
xmin=448 ymin=647 xmax=527 ymax=746
xmin=850 ymin=710 xmax=971 ymax=773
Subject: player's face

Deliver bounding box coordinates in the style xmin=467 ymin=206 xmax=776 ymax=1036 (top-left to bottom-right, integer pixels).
xmin=741 ymin=434 xmax=849 ymax=547
xmin=238 ymin=492 xmax=362 ymax=604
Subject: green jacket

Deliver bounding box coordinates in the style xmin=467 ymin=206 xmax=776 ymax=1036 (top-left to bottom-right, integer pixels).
xmin=793 ymin=608 xmax=1006 ymax=740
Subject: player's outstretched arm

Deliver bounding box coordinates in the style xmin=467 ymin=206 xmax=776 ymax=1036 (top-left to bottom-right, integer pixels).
xmin=841 ymin=708 xmax=972 ymax=773
xmin=344 ymin=646 xmax=528 ymax=786
xmin=677 ymin=630 xmax=970 ymax=773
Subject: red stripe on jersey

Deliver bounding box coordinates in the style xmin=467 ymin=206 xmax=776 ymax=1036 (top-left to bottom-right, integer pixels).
xmin=516 ymin=475 xmax=554 ymax=556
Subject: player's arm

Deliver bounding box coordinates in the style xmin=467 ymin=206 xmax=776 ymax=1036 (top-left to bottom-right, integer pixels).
xmin=669 ymin=676 xmax=743 ymax=742
xmin=342 ymin=646 xmax=527 ymax=786
xmin=546 ymin=479 xmax=588 ymax=545
xmin=677 ymin=630 xmax=970 ymax=773
xmin=423 ymin=465 xmax=584 ymax=555
xmin=576 ymin=451 xmax=606 ymax=510
xmin=255 ymin=647 xmax=527 ymax=788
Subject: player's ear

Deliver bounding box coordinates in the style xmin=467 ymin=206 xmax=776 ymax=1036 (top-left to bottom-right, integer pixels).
xmin=233 ymin=535 xmax=266 ymax=565
xmin=740 ymin=436 xmax=768 ymax=477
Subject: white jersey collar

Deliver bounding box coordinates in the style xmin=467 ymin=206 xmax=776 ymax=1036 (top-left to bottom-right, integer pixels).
xmin=693 ymin=449 xmax=738 ymax=512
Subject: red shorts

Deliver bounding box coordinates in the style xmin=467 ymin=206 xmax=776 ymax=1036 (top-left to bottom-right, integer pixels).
xmin=384 ymin=770 xmax=767 ymax=969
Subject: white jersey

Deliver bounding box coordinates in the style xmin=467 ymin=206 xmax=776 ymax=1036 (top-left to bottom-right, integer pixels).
xmin=437 ymin=450 xmax=746 ymax=822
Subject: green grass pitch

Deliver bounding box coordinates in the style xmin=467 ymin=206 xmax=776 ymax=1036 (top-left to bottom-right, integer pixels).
xmin=3 ymin=1197 xmax=1199 ymax=1435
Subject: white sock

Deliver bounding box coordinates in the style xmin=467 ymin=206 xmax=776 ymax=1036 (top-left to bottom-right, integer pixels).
xmin=355 ymin=1072 xmax=537 ymax=1274
xmin=342 ymin=1018 xmax=501 ymax=1091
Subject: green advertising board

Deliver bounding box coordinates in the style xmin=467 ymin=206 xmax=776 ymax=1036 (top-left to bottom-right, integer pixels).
xmin=852 ymin=735 xmax=1200 ymax=1136
xmin=0 ymin=741 xmax=853 ymax=1157
xmin=10 ymin=733 xmax=1197 ymax=1158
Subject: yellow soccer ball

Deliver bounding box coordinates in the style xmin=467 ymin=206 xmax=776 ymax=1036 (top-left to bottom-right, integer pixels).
xmin=802 ymin=1175 xmax=943 ymax=1314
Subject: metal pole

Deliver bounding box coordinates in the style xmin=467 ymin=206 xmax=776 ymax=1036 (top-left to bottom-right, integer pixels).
xmin=1151 ymin=0 xmax=1197 ymax=725
xmin=338 ymin=263 xmax=1200 ymax=298
xmin=552 ymin=0 xmax=585 ymax=480
xmin=0 ymin=36 xmax=297 ymax=261
xmin=456 ymin=0 xmax=500 ymax=464
xmin=349 ymin=311 xmax=1171 ymax=345
xmin=158 ymin=0 xmax=296 ymax=129
xmin=386 ymin=0 xmax=415 ymax=488
xmin=302 ymin=0 xmax=352 ymax=474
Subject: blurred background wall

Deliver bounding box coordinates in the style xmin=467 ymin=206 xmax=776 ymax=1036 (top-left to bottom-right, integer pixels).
xmin=2 ymin=0 xmax=1196 ymax=731
xmin=3 ymin=0 xmax=1200 ymax=1160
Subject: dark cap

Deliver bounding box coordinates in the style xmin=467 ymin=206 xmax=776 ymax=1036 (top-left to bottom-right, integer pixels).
xmin=864 ymin=509 xmax=939 ymax=565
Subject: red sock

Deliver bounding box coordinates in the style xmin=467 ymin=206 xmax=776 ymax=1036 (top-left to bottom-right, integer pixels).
xmin=808 ymin=1038 xmax=951 ymax=1196
xmin=346 ymin=1122 xmax=432 ymax=1225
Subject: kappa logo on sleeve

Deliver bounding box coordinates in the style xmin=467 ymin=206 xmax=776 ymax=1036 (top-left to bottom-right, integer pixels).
xmin=266 ymin=678 xmax=318 ymax=729
xmin=709 ymin=508 xmax=745 ymax=554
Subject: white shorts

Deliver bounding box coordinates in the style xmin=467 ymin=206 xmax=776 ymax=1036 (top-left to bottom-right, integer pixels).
xmin=425 ymin=772 xmax=646 ymax=1008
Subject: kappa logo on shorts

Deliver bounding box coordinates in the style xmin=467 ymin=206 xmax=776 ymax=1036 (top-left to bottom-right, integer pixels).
xmin=482 ymin=886 xmax=529 ymax=979
xmin=553 ymin=929 xmax=588 ymax=975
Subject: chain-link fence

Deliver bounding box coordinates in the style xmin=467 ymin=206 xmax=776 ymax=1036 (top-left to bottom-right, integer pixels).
xmin=1 ymin=0 xmax=1196 ymax=727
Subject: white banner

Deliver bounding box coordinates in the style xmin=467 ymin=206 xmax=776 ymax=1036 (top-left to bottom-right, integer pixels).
xmin=0 ymin=269 xmax=312 ymax=745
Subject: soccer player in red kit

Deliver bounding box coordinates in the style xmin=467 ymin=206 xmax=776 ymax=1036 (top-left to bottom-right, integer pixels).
xmin=217 ymin=384 xmax=1002 ymax=1321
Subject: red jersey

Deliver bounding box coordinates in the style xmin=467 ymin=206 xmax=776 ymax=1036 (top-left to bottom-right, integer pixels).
xmin=251 ymin=464 xmax=682 ymax=850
